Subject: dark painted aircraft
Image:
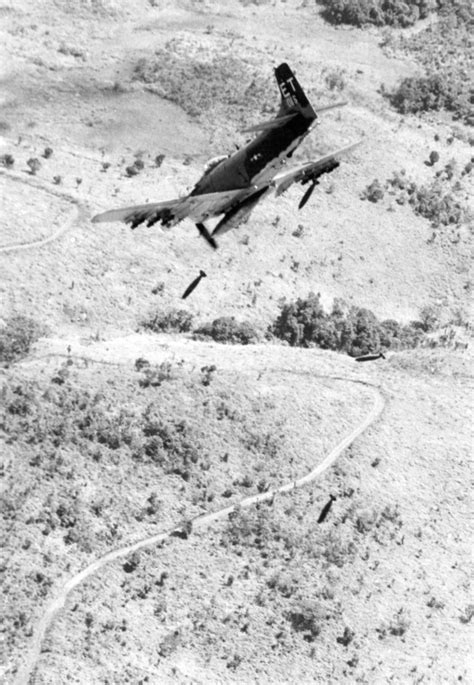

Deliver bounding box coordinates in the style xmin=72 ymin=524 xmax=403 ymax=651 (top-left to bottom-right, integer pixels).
xmin=92 ymin=63 xmax=360 ymax=249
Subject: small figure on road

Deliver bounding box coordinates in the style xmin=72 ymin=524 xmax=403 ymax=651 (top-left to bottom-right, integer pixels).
xmin=318 ymin=494 xmax=336 ymax=523
xmin=182 ymin=270 xmax=207 ymax=300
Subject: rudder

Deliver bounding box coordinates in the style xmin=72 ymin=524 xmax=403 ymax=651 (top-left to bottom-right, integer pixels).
xmin=275 ymin=63 xmax=316 ymax=121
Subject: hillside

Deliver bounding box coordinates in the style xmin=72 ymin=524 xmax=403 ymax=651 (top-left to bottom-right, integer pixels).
xmin=1 ymin=1 xmax=473 ymax=684
xmin=1 ymin=0 xmax=472 ymax=331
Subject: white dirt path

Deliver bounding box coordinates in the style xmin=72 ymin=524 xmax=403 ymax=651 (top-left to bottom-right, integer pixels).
xmin=0 ymin=169 xmax=84 ymax=253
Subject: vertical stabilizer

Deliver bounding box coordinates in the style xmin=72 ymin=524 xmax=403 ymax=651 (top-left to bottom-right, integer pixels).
xmin=275 ymin=63 xmax=317 ymax=121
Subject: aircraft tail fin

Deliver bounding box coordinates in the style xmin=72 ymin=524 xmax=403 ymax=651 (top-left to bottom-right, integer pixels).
xmin=275 ymin=63 xmax=316 ymax=121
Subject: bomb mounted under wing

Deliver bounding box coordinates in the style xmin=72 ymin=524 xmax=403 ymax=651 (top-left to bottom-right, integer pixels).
xmin=92 ymin=63 xmax=360 ymax=248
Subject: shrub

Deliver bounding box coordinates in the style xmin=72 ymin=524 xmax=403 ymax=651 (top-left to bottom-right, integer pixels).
xmin=323 ymin=66 xmax=346 ymax=91
xmin=361 ymin=179 xmax=384 ymax=203
xmin=380 ymin=169 xmax=469 ymax=228
xmin=271 ymin=293 xmax=337 ymax=349
xmin=0 ymin=315 xmax=47 ymax=365
xmin=384 ymin=8 xmax=473 ymax=123
xmin=271 ymin=294 xmax=433 ymax=355
xmin=223 ymin=505 xmax=299 ymax=555
xmin=200 ymin=364 xmax=217 ymax=386
xmin=388 ymin=73 xmax=471 ymax=120
xmin=288 ymin=599 xmax=325 ymax=641
xmin=0 ymin=153 xmax=14 ymax=168
xmin=409 ymin=181 xmax=466 ymax=227
xmin=26 ymin=158 xmax=41 ymax=175
xmin=138 ymin=362 xmax=174 ymax=388
xmin=141 ymin=412 xmax=203 ymax=480
xmin=140 ymin=308 xmax=194 ymax=334
xmin=43 ymin=147 xmax=53 ymax=159
xmin=125 ymin=164 xmax=140 ymax=177
xmin=387 ymin=609 xmax=411 ymax=636
xmin=343 ymin=307 xmax=381 ymax=357
xmin=317 ymin=0 xmax=435 ymax=28
xmin=193 ymin=317 xmax=260 ymax=345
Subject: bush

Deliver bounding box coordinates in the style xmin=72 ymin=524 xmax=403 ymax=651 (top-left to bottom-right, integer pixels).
xmin=193 ymin=317 xmax=260 ymax=345
xmin=223 ymin=505 xmax=299 ymax=555
xmin=26 ymin=158 xmax=41 ymax=175
xmin=288 ymin=599 xmax=325 ymax=641
xmin=271 ymin=294 xmax=432 ymax=355
xmin=125 ymin=164 xmax=140 ymax=177
xmin=384 ymin=8 xmax=473 ymax=123
xmin=361 ymin=179 xmax=384 ymax=203
xmin=317 ymin=0 xmax=436 ymax=28
xmin=0 ymin=315 xmax=47 ymax=365
xmin=388 ymin=73 xmax=471 ymax=120
xmin=376 ymin=169 xmax=469 ymax=228
xmin=140 ymin=308 xmax=194 ymax=334
xmin=141 ymin=411 xmax=203 ymax=480
xmin=138 ymin=362 xmax=175 ymax=388
xmin=271 ymin=293 xmax=336 ymax=349
xmin=0 ymin=154 xmax=14 ymax=168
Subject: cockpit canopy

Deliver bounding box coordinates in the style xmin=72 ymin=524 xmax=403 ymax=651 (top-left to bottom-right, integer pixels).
xmin=203 ymin=155 xmax=228 ymax=175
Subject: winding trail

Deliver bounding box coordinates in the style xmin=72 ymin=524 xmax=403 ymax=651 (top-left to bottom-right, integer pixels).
xmin=0 ymin=170 xmax=83 ymax=253
xmin=12 ymin=356 xmax=384 ymax=685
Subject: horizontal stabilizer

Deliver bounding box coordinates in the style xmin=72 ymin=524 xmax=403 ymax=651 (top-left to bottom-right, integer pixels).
xmin=240 ymin=113 xmax=298 ymax=133
xmin=314 ymin=101 xmax=347 ymax=113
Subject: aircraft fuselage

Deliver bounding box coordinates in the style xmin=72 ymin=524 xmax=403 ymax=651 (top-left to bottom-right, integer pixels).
xmin=191 ymin=112 xmax=314 ymax=196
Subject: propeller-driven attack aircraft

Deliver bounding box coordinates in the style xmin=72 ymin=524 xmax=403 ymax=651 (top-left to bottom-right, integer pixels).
xmin=93 ymin=63 xmax=359 ymax=249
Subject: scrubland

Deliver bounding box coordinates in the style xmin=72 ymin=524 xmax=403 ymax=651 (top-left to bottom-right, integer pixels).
xmin=1 ymin=0 xmax=472 ymax=683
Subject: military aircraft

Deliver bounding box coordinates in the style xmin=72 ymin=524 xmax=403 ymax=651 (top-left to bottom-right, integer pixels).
xmin=92 ymin=63 xmax=360 ymax=249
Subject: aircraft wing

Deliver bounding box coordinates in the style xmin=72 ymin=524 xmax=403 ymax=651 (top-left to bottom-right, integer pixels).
xmin=92 ymin=189 xmax=245 ymax=229
xmin=272 ymin=140 xmax=361 ymax=197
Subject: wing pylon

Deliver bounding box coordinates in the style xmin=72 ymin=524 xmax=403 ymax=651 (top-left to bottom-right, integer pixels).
xmin=272 ymin=140 xmax=361 ymax=198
